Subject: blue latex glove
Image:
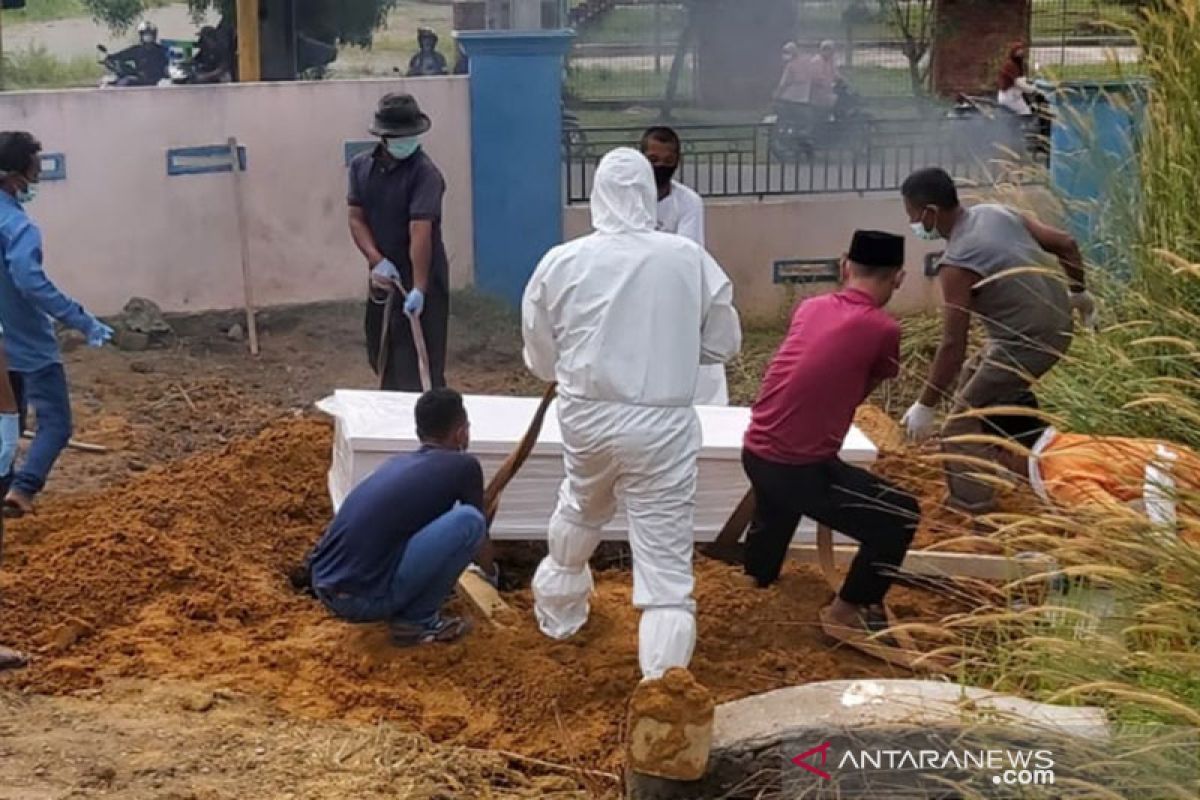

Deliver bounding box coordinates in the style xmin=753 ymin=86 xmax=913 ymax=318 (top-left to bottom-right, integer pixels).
xmin=404 ymin=287 xmax=425 ymax=316
xmin=0 ymin=413 xmax=19 ymax=476
xmin=87 ymin=318 xmax=115 ymax=348
xmin=370 ymin=258 xmax=401 ymax=289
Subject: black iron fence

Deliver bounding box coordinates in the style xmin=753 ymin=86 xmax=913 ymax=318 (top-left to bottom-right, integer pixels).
xmin=564 ymin=1 xmax=1141 ymax=107
xmin=563 ymin=117 xmax=1036 ymax=203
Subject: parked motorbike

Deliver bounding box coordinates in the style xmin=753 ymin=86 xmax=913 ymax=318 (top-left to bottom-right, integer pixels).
xmin=946 ymin=89 xmax=1052 ymax=165
xmin=765 ymin=81 xmax=871 ymax=161
xmin=168 ymin=59 xmax=196 ymax=85
xmin=562 ymin=107 xmax=587 ymax=152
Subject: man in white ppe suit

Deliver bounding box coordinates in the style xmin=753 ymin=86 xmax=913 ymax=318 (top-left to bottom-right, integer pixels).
xmin=522 ymin=147 xmax=742 ymax=681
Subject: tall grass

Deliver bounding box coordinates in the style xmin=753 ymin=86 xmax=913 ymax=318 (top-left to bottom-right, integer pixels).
xmin=911 ymin=4 xmax=1200 ymax=794
xmin=1 ymin=45 xmax=101 ymax=90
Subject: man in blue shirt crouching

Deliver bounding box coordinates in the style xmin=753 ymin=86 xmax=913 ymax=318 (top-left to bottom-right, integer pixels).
xmin=309 ymin=388 xmax=490 ymax=646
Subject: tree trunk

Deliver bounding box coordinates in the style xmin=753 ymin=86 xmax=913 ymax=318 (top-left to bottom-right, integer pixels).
xmin=660 ymin=2 xmax=696 ymax=120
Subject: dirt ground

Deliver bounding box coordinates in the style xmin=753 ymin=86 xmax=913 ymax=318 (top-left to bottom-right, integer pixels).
xmin=1 ymin=297 xmax=966 ymax=798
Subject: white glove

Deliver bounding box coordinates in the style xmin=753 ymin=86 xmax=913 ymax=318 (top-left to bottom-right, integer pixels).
xmin=901 ymin=401 xmax=938 ymax=442
xmin=86 ymin=318 xmax=115 ymax=348
xmin=1070 ymin=290 xmax=1098 ymax=331
xmin=1144 ymin=446 xmax=1178 ymax=531
xmin=370 ymin=258 xmax=401 ymax=290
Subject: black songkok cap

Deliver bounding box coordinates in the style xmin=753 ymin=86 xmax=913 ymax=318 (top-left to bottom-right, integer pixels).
xmin=849 ymin=230 xmax=905 ymax=269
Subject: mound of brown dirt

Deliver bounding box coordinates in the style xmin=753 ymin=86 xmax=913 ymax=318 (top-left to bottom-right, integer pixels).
xmin=1 ymin=419 xmax=958 ymax=772
xmin=854 ymin=406 xmax=1051 ymax=552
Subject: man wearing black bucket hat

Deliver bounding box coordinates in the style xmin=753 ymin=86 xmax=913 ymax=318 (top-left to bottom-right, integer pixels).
xmin=348 ymin=93 xmax=450 ymax=391
xmin=742 ymin=230 xmax=919 ymax=646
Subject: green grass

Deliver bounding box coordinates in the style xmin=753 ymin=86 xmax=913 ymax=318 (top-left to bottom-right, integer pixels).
xmin=577 ymin=4 xmax=686 ymax=45
xmin=566 ymin=63 xmax=692 ymax=102
xmin=0 ymin=44 xmax=102 ymax=90
xmin=793 ymin=0 xmax=1137 ymax=42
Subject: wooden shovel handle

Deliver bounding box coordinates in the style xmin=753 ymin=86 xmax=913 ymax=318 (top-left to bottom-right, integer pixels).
xmin=483 ymin=383 xmax=557 ymax=525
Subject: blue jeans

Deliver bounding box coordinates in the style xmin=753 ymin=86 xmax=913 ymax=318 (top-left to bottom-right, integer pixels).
xmin=7 ymin=364 xmax=72 ymax=498
xmin=316 ymin=505 xmax=486 ymax=628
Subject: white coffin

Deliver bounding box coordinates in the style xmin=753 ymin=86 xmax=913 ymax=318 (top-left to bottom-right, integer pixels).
xmin=316 ymin=390 xmax=877 ymax=542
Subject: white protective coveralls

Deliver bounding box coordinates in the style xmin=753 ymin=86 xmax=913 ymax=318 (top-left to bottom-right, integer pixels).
xmin=522 ymin=148 xmax=742 ymax=679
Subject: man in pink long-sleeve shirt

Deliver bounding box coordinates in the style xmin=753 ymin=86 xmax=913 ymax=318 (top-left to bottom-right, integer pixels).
xmin=742 ymin=230 xmax=919 ymax=643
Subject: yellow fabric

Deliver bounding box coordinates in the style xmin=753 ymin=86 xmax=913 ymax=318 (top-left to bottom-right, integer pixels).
xmin=1039 ymin=432 xmax=1200 ymax=509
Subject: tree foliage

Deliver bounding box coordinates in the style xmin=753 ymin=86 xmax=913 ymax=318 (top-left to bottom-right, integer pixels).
xmin=877 ymin=0 xmax=933 ymax=94
xmin=81 ymin=0 xmax=399 ymax=45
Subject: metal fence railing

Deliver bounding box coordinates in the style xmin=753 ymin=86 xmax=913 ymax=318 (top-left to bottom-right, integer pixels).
xmin=567 ymin=1 xmax=693 ymax=104
xmin=1031 ymin=0 xmax=1142 ymax=81
xmin=564 ymin=0 xmax=1142 ymax=108
xmin=563 ymin=118 xmax=1032 ymax=203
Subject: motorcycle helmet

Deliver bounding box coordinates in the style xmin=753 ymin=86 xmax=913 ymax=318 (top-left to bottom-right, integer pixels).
xmin=138 ymin=20 xmax=159 ymax=44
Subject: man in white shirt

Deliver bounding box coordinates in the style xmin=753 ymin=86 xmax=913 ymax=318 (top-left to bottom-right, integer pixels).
xmin=639 ymin=126 xmax=729 ymax=405
xmin=522 ymin=148 xmax=741 ymax=681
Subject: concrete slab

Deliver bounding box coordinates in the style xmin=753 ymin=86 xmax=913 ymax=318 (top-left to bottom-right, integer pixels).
xmin=627 ymin=680 xmax=1110 ymax=800
xmin=711 ymin=680 xmax=1109 ymax=752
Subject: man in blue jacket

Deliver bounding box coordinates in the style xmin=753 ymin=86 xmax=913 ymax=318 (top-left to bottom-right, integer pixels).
xmin=0 ymin=132 xmax=113 ymax=516
xmin=308 ymin=388 xmax=491 ymax=646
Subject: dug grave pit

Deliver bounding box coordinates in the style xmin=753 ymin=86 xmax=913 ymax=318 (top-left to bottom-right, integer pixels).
xmin=0 ymin=417 xmax=965 ymax=772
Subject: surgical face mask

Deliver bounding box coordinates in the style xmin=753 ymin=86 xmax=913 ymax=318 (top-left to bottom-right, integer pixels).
xmin=652 ymin=163 xmax=677 ymax=188
xmin=141 ymin=34 xmax=156 ymax=44
xmin=910 ymin=208 xmax=941 ymax=241
xmin=386 ymin=137 xmax=421 ymax=160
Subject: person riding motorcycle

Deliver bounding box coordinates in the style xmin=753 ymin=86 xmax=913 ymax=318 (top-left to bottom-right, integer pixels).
xmin=808 ymin=40 xmax=841 ymax=119
xmin=108 ymin=21 xmax=169 ymax=87
xmin=191 ymin=25 xmax=232 ymax=84
xmin=997 ymin=41 xmax=1035 ymax=116
xmin=773 ymin=43 xmax=810 ymax=125
xmin=407 ymin=28 xmax=449 ymax=77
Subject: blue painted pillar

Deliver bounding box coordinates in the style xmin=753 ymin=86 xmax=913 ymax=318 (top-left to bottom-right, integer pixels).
xmin=457 ymin=30 xmax=575 ymax=309
xmin=1047 ymin=79 xmax=1149 ymax=275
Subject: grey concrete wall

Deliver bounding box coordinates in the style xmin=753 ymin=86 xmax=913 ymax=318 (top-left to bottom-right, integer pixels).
xmin=0 ymin=77 xmax=472 ymax=315
xmin=565 ymin=186 xmax=1059 ymax=321
xmin=565 ymin=192 xmax=944 ymax=321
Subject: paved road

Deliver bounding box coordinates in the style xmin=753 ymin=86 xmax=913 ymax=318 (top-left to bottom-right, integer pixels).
xmin=5 ymin=4 xmax=214 ymax=60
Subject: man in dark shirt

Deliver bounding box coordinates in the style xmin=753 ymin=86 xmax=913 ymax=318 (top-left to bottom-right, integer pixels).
xmin=742 ymin=231 xmax=918 ymax=645
xmin=309 ymin=389 xmax=488 ymax=646
xmin=349 ymin=93 xmax=451 ymax=391
xmin=109 ymin=21 xmax=169 ymax=86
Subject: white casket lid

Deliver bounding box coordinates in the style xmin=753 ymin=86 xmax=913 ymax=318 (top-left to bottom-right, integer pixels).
xmin=316 ymin=390 xmax=876 ymax=463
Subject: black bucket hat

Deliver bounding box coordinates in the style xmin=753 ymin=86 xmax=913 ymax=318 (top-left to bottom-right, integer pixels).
xmin=369 ymin=93 xmax=432 ymax=138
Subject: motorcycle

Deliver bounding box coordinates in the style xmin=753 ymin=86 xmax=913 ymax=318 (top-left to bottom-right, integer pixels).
xmin=946 ymin=88 xmax=1052 ymax=165
xmin=765 ymin=81 xmax=872 ymax=161
xmin=97 ymin=44 xmax=170 ymax=88
xmin=562 ymin=107 xmax=587 ymax=152
xmin=168 ymin=59 xmax=196 ymax=85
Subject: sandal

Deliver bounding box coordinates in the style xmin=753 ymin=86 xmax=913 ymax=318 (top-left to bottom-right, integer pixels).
xmin=3 ymin=491 xmax=32 ymax=519
xmin=390 ymin=615 xmax=473 ymax=648
xmin=821 ymin=605 xmax=896 ymax=647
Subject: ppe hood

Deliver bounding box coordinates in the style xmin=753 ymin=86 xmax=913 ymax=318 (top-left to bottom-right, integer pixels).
xmin=590 ymin=147 xmax=657 ymax=234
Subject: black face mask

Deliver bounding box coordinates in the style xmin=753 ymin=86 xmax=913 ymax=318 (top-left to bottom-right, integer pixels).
xmin=653 ymin=164 xmax=677 ymax=187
